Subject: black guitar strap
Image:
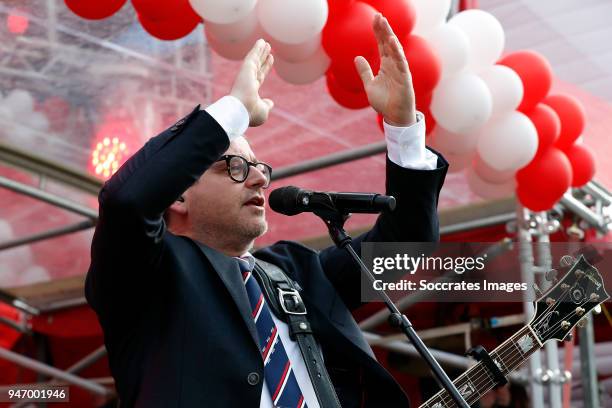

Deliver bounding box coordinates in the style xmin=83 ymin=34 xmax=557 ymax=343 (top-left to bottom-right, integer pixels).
xmin=253 ymin=258 xmax=342 ymax=408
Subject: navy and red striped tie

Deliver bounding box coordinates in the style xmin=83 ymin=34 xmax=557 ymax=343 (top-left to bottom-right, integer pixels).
xmin=239 ymin=259 xmax=307 ymax=408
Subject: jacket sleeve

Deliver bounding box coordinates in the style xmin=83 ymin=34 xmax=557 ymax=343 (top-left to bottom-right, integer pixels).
xmin=318 ymin=150 xmax=448 ymax=311
xmin=85 ymin=106 xmax=229 ymax=315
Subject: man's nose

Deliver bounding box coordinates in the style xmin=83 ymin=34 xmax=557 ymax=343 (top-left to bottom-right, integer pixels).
xmin=245 ymin=165 xmax=267 ymax=188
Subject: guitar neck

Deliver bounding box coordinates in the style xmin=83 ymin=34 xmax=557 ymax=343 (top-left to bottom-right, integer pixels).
xmin=420 ymin=325 xmax=542 ymax=408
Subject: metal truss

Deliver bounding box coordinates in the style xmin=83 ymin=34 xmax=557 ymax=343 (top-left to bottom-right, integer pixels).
xmin=0 ymin=1 xmax=213 ymax=170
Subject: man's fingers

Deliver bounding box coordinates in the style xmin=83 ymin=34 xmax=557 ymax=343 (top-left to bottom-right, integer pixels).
xmin=263 ymin=98 xmax=274 ymax=109
xmin=261 ymin=54 xmax=274 ymax=79
xmin=259 ymin=41 xmax=271 ymax=66
xmin=354 ymin=56 xmax=374 ymax=86
xmin=380 ymin=15 xmax=396 ymax=37
xmin=246 ymin=38 xmax=265 ymax=62
xmin=373 ymin=14 xmax=386 ymax=60
xmin=389 ymin=37 xmax=409 ymax=73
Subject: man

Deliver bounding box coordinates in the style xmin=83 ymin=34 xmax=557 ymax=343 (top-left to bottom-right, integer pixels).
xmin=86 ymin=14 xmax=447 ymax=407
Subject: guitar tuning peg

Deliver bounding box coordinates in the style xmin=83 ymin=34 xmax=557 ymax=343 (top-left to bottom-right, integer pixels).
xmin=533 ymin=283 xmax=543 ymax=298
xmin=560 ymin=255 xmax=576 ymax=268
xmin=545 ymin=269 xmax=559 ymax=282
xmin=567 ymin=223 xmax=585 ymax=240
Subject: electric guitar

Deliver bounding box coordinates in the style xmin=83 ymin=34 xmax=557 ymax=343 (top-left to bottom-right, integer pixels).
xmin=420 ymin=255 xmax=610 ymax=408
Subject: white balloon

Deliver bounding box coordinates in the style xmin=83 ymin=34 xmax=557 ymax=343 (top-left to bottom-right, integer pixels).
xmin=412 ymin=0 xmax=451 ymax=36
xmin=274 ymin=46 xmax=330 ymax=85
xmin=478 ymin=65 xmax=523 ymax=117
xmin=477 ymin=111 xmax=538 ymax=172
xmin=431 ymin=74 xmax=492 ymax=134
xmin=473 ymin=154 xmax=514 ymax=183
xmin=425 ymin=23 xmax=470 ymax=78
xmin=269 ymin=34 xmax=321 ymax=63
xmin=4 ymin=89 xmax=34 ymax=116
xmin=205 ymin=26 xmax=262 ymax=61
xmin=30 ymin=112 xmax=50 ymax=132
xmin=0 ymin=104 xmax=12 ymax=119
xmin=257 ymin=0 xmax=328 ymax=44
xmin=448 ymin=9 xmax=505 ymax=68
xmin=204 ymin=7 xmax=258 ymax=43
xmin=430 ymin=125 xmax=479 ymax=155
xmin=436 ymin=149 xmax=472 ymax=173
xmin=189 ymin=0 xmax=256 ymax=24
xmin=467 ymin=166 xmax=515 ymax=199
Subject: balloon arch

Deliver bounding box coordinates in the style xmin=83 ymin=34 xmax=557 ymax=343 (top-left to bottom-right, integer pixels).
xmin=63 ymin=0 xmax=596 ymax=211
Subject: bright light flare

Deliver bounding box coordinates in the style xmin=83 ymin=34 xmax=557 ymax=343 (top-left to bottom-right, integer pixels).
xmin=91 ymin=135 xmax=129 ymax=180
xmin=7 ymin=9 xmax=29 ymax=35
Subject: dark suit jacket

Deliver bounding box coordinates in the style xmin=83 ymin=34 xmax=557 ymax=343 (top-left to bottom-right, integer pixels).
xmin=85 ymin=106 xmax=448 ymax=407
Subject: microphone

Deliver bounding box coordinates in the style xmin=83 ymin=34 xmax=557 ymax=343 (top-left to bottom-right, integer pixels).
xmin=269 ymin=186 xmax=396 ymax=216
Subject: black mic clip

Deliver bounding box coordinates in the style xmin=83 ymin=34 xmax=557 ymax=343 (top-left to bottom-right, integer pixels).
xmin=308 ymin=194 xmax=352 ymax=248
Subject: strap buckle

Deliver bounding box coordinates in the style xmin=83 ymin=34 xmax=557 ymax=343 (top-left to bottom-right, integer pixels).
xmin=278 ymin=288 xmax=307 ymax=315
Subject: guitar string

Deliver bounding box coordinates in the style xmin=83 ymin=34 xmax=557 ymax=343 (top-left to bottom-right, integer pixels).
xmin=424 ymin=326 xmax=532 ymax=408
xmin=432 ymin=296 xmax=595 ymax=408
xmin=422 ymin=274 xmax=601 ymax=407
xmin=427 ymin=293 xmax=597 ymax=408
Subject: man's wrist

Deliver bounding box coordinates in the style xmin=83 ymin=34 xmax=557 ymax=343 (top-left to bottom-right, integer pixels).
xmin=383 ymin=110 xmax=417 ymax=127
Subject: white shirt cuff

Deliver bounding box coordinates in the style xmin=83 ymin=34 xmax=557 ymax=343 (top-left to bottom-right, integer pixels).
xmin=384 ymin=111 xmax=438 ymax=170
xmin=203 ymin=95 xmax=249 ymax=142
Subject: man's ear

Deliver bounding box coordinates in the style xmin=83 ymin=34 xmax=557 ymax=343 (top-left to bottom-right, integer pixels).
xmin=168 ymin=196 xmax=187 ymax=216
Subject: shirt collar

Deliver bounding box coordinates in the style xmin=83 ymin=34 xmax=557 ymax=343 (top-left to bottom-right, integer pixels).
xmin=235 ymin=251 xmax=255 ymax=271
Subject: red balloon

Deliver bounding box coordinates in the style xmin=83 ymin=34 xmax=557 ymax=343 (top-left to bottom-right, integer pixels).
xmin=138 ymin=11 xmax=201 ymax=41
xmin=323 ymin=2 xmax=379 ymax=91
xmin=543 ymin=94 xmax=586 ymax=151
xmin=421 ymin=107 xmax=436 ymax=135
xmin=326 ymin=72 xmax=369 ymax=109
xmin=329 ymin=55 xmax=380 ymax=92
xmin=564 ymin=143 xmax=595 ymax=187
xmin=498 ymin=50 xmax=553 ymax=113
xmin=516 ymin=185 xmax=560 ymax=212
xmin=64 ymin=0 xmax=127 ymax=20
xmin=132 ymin=0 xmax=193 ymax=22
xmin=376 ymin=113 xmax=384 ymax=132
xmin=525 ymin=103 xmax=560 ymax=159
xmin=328 ymin=0 xmax=357 ymax=15
xmin=416 ymin=91 xmax=435 ymax=135
xmin=401 ymin=35 xmax=441 ymax=101
xmin=323 ymin=2 xmax=377 ymax=59
xmin=516 ymin=147 xmax=572 ymax=210
xmin=360 ymin=0 xmax=416 ymax=39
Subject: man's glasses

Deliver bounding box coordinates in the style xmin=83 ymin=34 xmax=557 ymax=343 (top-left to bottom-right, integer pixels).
xmin=215 ymin=155 xmax=272 ymax=188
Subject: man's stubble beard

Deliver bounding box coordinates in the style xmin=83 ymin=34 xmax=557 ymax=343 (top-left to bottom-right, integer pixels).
xmin=235 ymin=215 xmax=268 ymax=242
xmin=195 ymin=213 xmax=268 ymax=252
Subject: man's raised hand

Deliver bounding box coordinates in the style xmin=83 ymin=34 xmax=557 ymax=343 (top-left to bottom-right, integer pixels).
xmin=355 ymin=14 xmax=416 ymax=127
xmin=230 ymin=39 xmax=275 ymax=127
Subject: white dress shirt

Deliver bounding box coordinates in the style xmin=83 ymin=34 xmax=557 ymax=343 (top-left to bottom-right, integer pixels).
xmin=203 ymin=95 xmax=439 ymax=408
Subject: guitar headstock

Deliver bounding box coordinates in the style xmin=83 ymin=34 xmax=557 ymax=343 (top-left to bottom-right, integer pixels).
xmin=530 ymin=255 xmax=609 ymax=343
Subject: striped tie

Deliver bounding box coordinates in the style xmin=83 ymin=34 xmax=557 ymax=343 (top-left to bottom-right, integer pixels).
xmin=238 ymin=259 xmax=308 ymax=408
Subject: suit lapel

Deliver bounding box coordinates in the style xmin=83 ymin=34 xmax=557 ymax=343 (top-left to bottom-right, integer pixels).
xmin=193 ymin=241 xmax=260 ymax=350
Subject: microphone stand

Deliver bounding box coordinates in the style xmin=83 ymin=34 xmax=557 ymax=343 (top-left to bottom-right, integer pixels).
xmin=315 ymin=206 xmax=470 ymax=408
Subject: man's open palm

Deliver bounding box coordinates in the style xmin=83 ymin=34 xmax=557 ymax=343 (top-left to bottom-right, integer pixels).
xmin=231 ymin=39 xmax=275 ymax=127
xmin=355 ymin=14 xmax=416 ymax=127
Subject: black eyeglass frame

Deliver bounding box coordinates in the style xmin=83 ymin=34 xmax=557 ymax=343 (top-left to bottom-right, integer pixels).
xmin=215 ymin=154 xmax=273 ymax=188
